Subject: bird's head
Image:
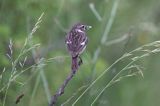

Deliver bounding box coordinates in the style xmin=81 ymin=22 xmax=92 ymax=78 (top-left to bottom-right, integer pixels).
xmin=73 ymin=23 xmax=92 ymax=32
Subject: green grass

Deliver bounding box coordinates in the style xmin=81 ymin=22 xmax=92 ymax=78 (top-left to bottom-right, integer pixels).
xmin=0 ymin=0 xmax=160 ymax=106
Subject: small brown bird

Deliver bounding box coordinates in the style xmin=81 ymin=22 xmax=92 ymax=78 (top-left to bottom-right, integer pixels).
xmin=65 ymin=23 xmax=92 ymax=73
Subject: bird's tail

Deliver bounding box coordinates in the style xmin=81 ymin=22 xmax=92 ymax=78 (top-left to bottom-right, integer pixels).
xmin=72 ymin=56 xmax=79 ymax=73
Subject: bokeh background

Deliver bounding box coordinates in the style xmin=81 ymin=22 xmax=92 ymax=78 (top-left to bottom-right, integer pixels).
xmin=0 ymin=0 xmax=160 ymax=106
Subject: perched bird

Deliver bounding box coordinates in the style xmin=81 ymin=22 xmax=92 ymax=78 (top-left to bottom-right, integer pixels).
xmin=65 ymin=23 xmax=92 ymax=73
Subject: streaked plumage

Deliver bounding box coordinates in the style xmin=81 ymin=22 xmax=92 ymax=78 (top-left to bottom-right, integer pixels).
xmin=65 ymin=23 xmax=91 ymax=72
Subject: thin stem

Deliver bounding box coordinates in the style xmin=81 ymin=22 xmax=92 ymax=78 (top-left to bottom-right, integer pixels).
xmin=91 ymin=60 xmax=135 ymax=105
xmin=29 ymin=74 xmax=41 ymax=106
xmin=91 ymin=0 xmax=120 ymax=80
xmin=89 ymin=3 xmax=102 ymax=21
xmin=72 ymin=39 xmax=160 ymax=105
xmin=27 ymin=12 xmax=51 ymax=104
xmin=49 ymin=69 xmax=77 ymax=106
xmin=61 ymin=85 xmax=87 ymax=106
xmin=72 ymin=56 xmax=125 ymax=106
xmin=40 ymin=70 xmax=51 ymax=103
xmin=90 ymin=40 xmax=160 ymax=105
xmin=101 ymin=0 xmax=120 ymax=44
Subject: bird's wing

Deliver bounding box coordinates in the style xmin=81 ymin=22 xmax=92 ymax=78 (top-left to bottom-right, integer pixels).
xmin=65 ymin=31 xmax=88 ymax=57
xmin=75 ymin=32 xmax=88 ymax=55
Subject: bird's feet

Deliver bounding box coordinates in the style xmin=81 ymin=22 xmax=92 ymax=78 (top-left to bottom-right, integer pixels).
xmin=78 ymin=56 xmax=83 ymax=66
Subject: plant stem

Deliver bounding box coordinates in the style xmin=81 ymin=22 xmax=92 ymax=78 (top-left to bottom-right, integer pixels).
xmin=49 ymin=69 xmax=77 ymax=106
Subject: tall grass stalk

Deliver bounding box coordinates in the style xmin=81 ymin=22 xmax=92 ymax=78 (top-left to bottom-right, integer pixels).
xmin=89 ymin=3 xmax=102 ymax=22
xmin=91 ymin=61 xmax=138 ymax=105
xmin=1 ymin=12 xmax=50 ymax=106
xmin=72 ymin=40 xmax=160 ymax=105
xmin=91 ymin=0 xmax=120 ymax=80
xmin=60 ymin=85 xmax=88 ymax=106
xmin=30 ymin=73 xmax=41 ymax=105
xmin=72 ymin=53 xmax=125 ymax=106
xmin=26 ymin=12 xmax=51 ymax=104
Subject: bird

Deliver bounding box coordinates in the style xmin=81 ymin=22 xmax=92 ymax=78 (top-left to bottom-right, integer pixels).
xmin=65 ymin=23 xmax=92 ymax=73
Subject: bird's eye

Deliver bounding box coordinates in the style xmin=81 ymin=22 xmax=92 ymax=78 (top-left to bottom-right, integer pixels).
xmin=81 ymin=25 xmax=85 ymax=29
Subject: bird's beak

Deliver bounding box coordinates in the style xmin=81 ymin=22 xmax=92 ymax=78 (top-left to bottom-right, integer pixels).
xmin=86 ymin=25 xmax=92 ymax=30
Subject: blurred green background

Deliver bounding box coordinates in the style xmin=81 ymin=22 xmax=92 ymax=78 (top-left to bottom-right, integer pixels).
xmin=0 ymin=0 xmax=160 ymax=106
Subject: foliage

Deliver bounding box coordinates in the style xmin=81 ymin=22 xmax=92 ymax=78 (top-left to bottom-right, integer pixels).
xmin=0 ymin=0 xmax=160 ymax=106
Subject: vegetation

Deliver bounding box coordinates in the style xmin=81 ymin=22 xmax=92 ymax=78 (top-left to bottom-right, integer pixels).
xmin=0 ymin=0 xmax=160 ymax=106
